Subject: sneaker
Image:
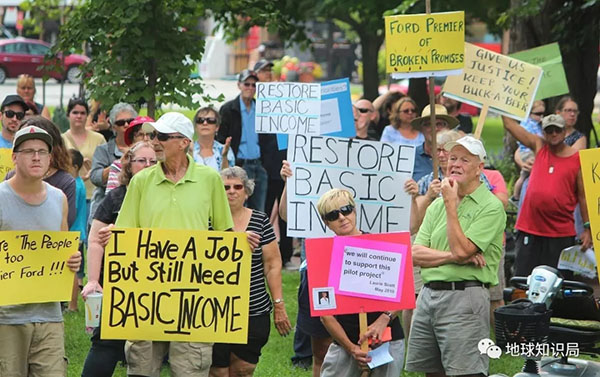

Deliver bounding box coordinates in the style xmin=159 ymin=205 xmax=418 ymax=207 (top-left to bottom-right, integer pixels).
xmin=292 ymin=357 xmax=312 ymax=370
xmin=284 ymin=261 xmax=299 ymax=271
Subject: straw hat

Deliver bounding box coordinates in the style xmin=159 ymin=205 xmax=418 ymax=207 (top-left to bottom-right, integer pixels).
xmin=411 ymin=104 xmax=459 ymax=129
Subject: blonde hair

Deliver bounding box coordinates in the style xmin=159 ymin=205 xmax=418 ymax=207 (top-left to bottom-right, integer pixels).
xmin=389 ymin=97 xmax=417 ymax=127
xmin=316 ymin=189 xmax=356 ymax=220
xmin=17 ymin=74 xmax=35 ymax=92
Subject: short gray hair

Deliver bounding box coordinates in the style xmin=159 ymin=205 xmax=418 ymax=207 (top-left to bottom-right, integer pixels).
xmin=109 ymin=103 xmax=137 ymax=124
xmin=220 ymin=166 xmax=255 ymax=196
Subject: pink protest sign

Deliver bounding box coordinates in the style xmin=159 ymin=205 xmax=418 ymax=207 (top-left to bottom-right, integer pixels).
xmin=328 ymin=237 xmax=407 ymax=303
xmin=306 ymin=232 xmax=415 ymax=317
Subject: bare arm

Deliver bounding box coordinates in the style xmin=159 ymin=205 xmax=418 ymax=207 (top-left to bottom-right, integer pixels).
xmin=41 ymin=106 xmax=51 ymax=120
xmin=502 ymin=116 xmax=543 ymax=154
xmin=571 ymin=135 xmax=587 ymax=151
xmin=62 ymin=195 xmax=81 ymax=272
xmin=278 ymin=160 xmax=292 ymax=222
xmin=442 ymin=179 xmax=480 ymax=261
xmin=81 ymin=219 xmax=109 ymax=298
xmin=262 ymin=240 xmax=292 ymax=336
xmin=321 ymin=316 xmax=371 ymax=368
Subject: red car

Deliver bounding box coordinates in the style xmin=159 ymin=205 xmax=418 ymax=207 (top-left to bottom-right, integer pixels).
xmin=0 ymin=38 xmax=89 ymax=84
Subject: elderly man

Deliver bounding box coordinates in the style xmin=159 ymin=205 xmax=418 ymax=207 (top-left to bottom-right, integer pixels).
xmin=503 ymin=114 xmax=591 ymax=278
xmin=0 ymin=94 xmax=28 ymax=148
xmin=115 ymin=112 xmax=233 ymax=377
xmin=353 ymin=99 xmax=378 ymax=140
xmin=253 ymin=59 xmax=273 ymax=82
xmin=405 ymin=136 xmax=506 ymax=377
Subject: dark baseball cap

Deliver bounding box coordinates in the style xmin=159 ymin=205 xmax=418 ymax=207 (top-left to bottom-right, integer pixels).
xmin=253 ymin=59 xmax=273 ymax=72
xmin=238 ymin=69 xmax=258 ymax=82
xmin=2 ymin=95 xmax=28 ymax=111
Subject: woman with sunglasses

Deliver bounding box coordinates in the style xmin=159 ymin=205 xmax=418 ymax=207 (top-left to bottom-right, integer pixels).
xmin=80 ymin=141 xmax=156 ymax=377
xmin=193 ymin=106 xmax=235 ymax=171
xmin=211 ymin=166 xmax=291 ymax=377
xmin=88 ymin=103 xmax=137 ymax=222
xmin=316 ymin=189 xmax=405 ymax=377
xmin=556 ymin=96 xmax=586 ymax=150
xmin=380 ymin=97 xmax=423 ymax=146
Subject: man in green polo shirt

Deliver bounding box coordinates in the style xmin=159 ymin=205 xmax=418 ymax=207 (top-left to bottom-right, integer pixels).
xmin=115 ymin=112 xmax=233 ymax=377
xmin=405 ymin=135 xmax=505 ymax=377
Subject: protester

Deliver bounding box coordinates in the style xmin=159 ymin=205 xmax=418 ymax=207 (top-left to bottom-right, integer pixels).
xmin=68 ymin=149 xmax=87 ymax=312
xmin=105 ymin=115 xmax=154 ymax=193
xmin=405 ymin=136 xmax=506 ymax=376
xmin=113 ymin=112 xmax=233 ymax=376
xmin=253 ymin=59 xmax=274 ymax=82
xmin=0 ymin=94 xmax=28 ymax=148
xmin=210 ymin=166 xmax=292 ymax=377
xmin=62 ymin=98 xmax=106 ymax=203
xmin=372 ymin=91 xmax=404 ymax=140
xmin=380 ymin=97 xmax=423 ymax=146
xmin=193 ymin=106 xmax=235 ymax=171
xmin=0 ymin=124 xmax=81 ymax=376
xmin=502 ymin=114 xmax=591 ymax=277
xmin=441 ymin=96 xmax=473 ymax=134
xmin=353 ymin=99 xmax=378 ymax=141
xmin=16 ymin=74 xmax=51 ymax=119
xmin=89 ymin=103 xmax=137 ymax=221
xmin=24 ymin=101 xmax=40 ymax=119
xmin=316 ymin=189 xmax=405 ymax=377
xmin=410 ymin=104 xmax=458 ymax=181
xmin=556 ymin=96 xmax=586 ymax=150
xmin=218 ymin=69 xmax=269 ymax=212
xmin=80 ymin=141 xmax=156 ymax=377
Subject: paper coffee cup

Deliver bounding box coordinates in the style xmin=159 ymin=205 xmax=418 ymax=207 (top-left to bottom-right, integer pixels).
xmin=85 ymin=292 xmax=102 ymax=328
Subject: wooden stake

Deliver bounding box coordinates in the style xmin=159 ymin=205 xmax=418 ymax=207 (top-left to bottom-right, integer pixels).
xmin=425 ymin=0 xmax=439 ymax=180
xmin=474 ymin=104 xmax=489 ymax=140
xmin=359 ymin=311 xmax=370 ymax=377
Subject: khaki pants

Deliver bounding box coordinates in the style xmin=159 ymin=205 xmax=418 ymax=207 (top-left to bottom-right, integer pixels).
xmin=125 ymin=340 xmax=212 ymax=377
xmin=0 ymin=322 xmax=67 ymax=377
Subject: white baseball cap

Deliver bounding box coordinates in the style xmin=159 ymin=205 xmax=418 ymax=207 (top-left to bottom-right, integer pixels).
xmin=142 ymin=112 xmax=194 ymax=141
xmin=444 ymin=135 xmax=487 ymax=162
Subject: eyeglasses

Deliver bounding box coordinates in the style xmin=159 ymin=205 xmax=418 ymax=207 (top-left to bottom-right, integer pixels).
xmin=562 ymin=109 xmax=579 ymax=114
xmin=401 ymin=108 xmax=417 ymax=114
xmin=133 ymin=131 xmax=153 ymax=139
xmin=150 ymin=131 xmax=187 ymax=142
xmin=544 ymin=127 xmax=564 ymax=135
xmin=354 ymin=107 xmax=372 ymax=114
xmin=323 ymin=204 xmax=354 ymax=222
xmin=16 ymin=148 xmax=50 ymax=157
xmin=531 ymin=112 xmax=545 ymax=116
xmin=114 ymin=118 xmax=135 ymax=127
xmin=243 ymin=82 xmax=256 ymax=88
xmin=224 ymin=184 xmax=244 ymax=191
xmin=4 ymin=110 xmax=25 ymax=120
xmin=131 ymin=157 xmax=157 ymax=165
xmin=196 ymin=117 xmax=218 ymax=125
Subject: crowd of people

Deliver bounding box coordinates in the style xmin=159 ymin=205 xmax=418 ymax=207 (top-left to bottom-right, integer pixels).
xmin=0 ymin=64 xmax=596 ymax=377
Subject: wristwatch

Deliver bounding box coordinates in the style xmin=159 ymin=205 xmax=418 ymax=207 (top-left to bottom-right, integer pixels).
xmin=383 ymin=311 xmax=394 ymax=324
xmin=273 ymin=298 xmax=284 ymax=305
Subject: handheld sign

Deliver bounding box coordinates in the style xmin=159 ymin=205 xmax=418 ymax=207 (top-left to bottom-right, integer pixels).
xmin=510 ymin=43 xmax=569 ymax=100
xmin=443 ymin=43 xmax=543 ymax=137
xmin=101 ymin=228 xmax=252 ymax=343
xmin=578 ymin=149 xmax=600 ymax=279
xmin=277 ymin=78 xmax=356 ymax=150
xmin=256 ymin=82 xmax=321 ymax=135
xmin=0 ymin=148 xmax=13 ymax=179
xmin=0 ymin=231 xmax=78 ymax=306
xmin=286 ymin=134 xmax=415 ymax=238
xmin=306 ymin=232 xmax=415 ymax=317
xmin=385 ymin=11 xmax=465 ymax=78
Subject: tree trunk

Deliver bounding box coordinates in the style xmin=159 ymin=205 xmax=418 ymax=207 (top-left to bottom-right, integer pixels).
xmin=408 ymin=78 xmax=429 ymax=113
xmin=359 ymin=33 xmax=383 ymax=101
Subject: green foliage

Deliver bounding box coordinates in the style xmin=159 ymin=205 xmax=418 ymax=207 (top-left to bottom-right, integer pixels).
xmin=56 ymin=0 xmax=219 ymax=117
xmin=20 ymin=0 xmax=70 ymax=37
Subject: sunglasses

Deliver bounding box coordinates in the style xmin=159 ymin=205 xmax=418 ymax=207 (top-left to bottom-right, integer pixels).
xmin=224 ymin=184 xmax=244 ymax=191
xmin=114 ymin=118 xmax=135 ymax=127
xmin=131 ymin=157 xmax=157 ymax=165
xmin=243 ymin=82 xmax=257 ymax=88
xmin=196 ymin=117 xmax=218 ymax=125
xmin=401 ymin=109 xmax=417 ymax=114
xmin=4 ymin=110 xmax=25 ymax=120
xmin=150 ymin=131 xmax=187 ymax=142
xmin=323 ymin=204 xmax=354 ymax=222
xmin=544 ymin=127 xmax=563 ymax=135
xmin=354 ymin=107 xmax=372 ymax=114
xmin=531 ymin=112 xmax=545 ymax=116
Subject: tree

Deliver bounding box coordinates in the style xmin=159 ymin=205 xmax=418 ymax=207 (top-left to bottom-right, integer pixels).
xmin=55 ymin=0 xmax=215 ymax=118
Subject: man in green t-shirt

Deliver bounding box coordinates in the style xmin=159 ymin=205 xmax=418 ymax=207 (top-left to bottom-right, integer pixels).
xmin=405 ymin=135 xmax=506 ymax=377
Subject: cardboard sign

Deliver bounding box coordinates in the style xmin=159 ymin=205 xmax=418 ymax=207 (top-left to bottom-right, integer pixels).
xmin=0 ymin=231 xmax=78 ymax=306
xmin=256 ymin=82 xmax=321 ymax=135
xmin=443 ymin=42 xmax=543 ymax=121
xmin=510 ymin=43 xmax=569 ymax=100
xmin=0 ymin=148 xmax=14 ymax=179
xmin=277 ymin=78 xmax=356 ymax=150
xmin=306 ymin=232 xmax=415 ymax=316
xmin=385 ymin=11 xmax=465 ymax=78
xmin=101 ymin=228 xmax=252 ymax=343
xmin=578 ymin=149 xmax=600 ymax=279
xmin=286 ymin=134 xmax=415 ymax=238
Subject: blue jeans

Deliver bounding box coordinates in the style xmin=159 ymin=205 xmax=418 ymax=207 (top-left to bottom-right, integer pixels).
xmin=241 ymin=159 xmax=268 ymax=212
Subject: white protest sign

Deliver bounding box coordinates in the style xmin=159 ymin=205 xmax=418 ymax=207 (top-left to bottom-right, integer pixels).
xmin=286 ymin=135 xmax=415 ymax=238
xmin=558 ymin=245 xmax=597 ymax=279
xmin=256 ymin=82 xmax=321 ymax=135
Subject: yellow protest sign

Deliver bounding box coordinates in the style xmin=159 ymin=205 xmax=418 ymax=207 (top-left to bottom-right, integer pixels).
xmin=0 ymin=231 xmax=78 ymax=306
xmin=385 ymin=11 xmax=465 ymax=77
xmin=0 ymin=148 xmax=14 ymax=179
xmin=443 ymin=43 xmax=543 ymax=121
xmin=101 ymin=228 xmax=252 ymax=343
xmin=579 ymin=149 xmax=600 ymax=279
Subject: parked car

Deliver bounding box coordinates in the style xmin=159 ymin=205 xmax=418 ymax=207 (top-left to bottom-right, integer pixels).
xmin=0 ymin=38 xmax=89 ymax=84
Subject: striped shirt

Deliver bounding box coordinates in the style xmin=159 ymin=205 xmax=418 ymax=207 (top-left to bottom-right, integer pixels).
xmin=247 ymin=210 xmax=277 ymax=316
